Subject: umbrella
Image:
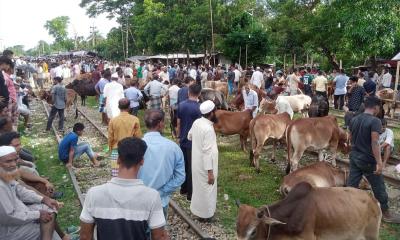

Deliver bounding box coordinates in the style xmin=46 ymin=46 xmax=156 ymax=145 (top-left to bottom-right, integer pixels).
xmin=16 ymin=64 xmax=37 ymax=73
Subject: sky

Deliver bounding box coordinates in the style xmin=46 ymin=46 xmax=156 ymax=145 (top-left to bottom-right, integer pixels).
xmin=0 ymin=0 xmax=118 ymax=50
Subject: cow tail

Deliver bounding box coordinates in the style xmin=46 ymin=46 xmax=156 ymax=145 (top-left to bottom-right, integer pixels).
xmin=249 ymin=119 xmax=256 ymax=161
xmin=285 ymin=123 xmax=292 ymax=174
xmin=74 ymin=94 xmax=78 ymax=119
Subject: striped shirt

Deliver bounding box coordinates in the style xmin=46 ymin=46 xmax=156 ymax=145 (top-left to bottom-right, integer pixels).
xmin=80 ymin=178 xmax=165 ymax=240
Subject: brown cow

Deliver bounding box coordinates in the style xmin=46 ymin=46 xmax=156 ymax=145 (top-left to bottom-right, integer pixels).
xmin=39 ymin=89 xmax=78 ymax=118
xmin=205 ymin=80 xmax=228 ymax=98
xmin=286 ymin=116 xmax=349 ymax=173
xmin=280 ymin=162 xmax=369 ymax=196
xmin=249 ymin=113 xmax=291 ymax=173
xmin=214 ymin=109 xmax=253 ymax=151
xmin=236 ymin=182 xmax=381 ymax=240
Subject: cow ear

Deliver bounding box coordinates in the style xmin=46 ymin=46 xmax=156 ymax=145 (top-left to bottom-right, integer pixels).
xmin=263 ymin=217 xmax=286 ymax=226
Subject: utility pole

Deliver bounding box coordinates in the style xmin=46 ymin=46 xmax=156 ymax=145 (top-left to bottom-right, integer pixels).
xmin=209 ymin=0 xmax=215 ymax=66
xmin=90 ymin=24 xmax=97 ymax=49
xmin=126 ymin=16 xmax=129 ymax=59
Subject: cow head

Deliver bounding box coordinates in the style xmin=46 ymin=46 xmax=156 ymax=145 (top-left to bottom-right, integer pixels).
xmin=236 ymin=204 xmax=285 ymax=240
xmin=38 ymin=90 xmax=52 ymax=104
xmin=259 ymin=97 xmax=277 ymax=114
xmin=338 ymin=128 xmax=351 ymax=154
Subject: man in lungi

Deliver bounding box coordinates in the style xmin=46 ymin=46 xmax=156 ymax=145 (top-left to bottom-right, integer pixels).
xmin=144 ymin=71 xmax=168 ymax=110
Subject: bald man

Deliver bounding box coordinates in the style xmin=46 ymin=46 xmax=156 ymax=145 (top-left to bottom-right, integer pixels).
xmin=108 ymin=98 xmax=142 ymax=177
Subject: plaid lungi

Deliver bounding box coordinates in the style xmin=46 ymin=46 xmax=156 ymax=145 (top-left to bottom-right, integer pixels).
xmin=110 ymin=149 xmax=119 ymax=177
xmin=149 ymin=96 xmax=162 ymax=110
xmin=98 ymin=94 xmax=105 ymax=113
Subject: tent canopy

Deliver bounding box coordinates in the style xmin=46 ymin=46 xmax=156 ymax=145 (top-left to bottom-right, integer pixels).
xmin=392 ymin=52 xmax=400 ymax=61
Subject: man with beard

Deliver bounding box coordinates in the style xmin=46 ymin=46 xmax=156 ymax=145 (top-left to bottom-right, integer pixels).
xmin=188 ymin=100 xmax=219 ymax=221
xmin=0 ymin=146 xmax=60 ymax=240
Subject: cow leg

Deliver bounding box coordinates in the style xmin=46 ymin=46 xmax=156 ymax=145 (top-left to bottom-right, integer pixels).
xmin=253 ymin=137 xmax=267 ymax=173
xmin=290 ymin=147 xmax=305 ymax=172
xmin=240 ymin=134 xmax=247 ymax=153
xmin=271 ymin=140 xmax=276 ymax=162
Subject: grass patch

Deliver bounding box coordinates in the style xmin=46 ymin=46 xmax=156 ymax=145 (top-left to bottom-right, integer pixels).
xmin=20 ymin=102 xmax=81 ymax=229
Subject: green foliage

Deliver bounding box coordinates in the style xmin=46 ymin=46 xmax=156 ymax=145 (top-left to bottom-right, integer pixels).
xmin=5 ymin=45 xmax=25 ymax=56
xmin=44 ymin=16 xmax=70 ymax=42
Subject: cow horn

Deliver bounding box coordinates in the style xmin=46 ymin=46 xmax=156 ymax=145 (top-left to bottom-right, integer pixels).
xmin=235 ymin=199 xmax=241 ymax=207
xmin=263 ymin=217 xmax=286 ymax=226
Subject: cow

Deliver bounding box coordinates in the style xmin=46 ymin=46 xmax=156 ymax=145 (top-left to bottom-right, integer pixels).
xmin=39 ymin=89 xmax=78 ymax=119
xmin=236 ymin=182 xmax=381 ymax=240
xmin=376 ymin=88 xmax=399 ymax=116
xmin=280 ymin=162 xmax=370 ymax=196
xmin=199 ymin=88 xmax=229 ymax=110
xmin=65 ymin=79 xmax=97 ymax=106
xmin=205 ymin=80 xmax=228 ymax=98
xmin=249 ymin=112 xmax=291 ymax=173
xmin=259 ymin=94 xmax=312 ymax=117
xmin=286 ymin=115 xmax=349 ymax=173
xmin=308 ymin=95 xmax=329 ymax=117
xmin=213 ymin=109 xmax=253 ymax=152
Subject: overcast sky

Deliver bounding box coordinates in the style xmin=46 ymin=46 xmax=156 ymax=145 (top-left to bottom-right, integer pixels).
xmin=0 ymin=0 xmax=118 ymax=50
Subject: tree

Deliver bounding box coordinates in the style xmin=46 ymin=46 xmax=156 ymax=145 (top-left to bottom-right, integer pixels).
xmin=44 ymin=16 xmax=70 ymax=42
xmin=5 ymin=45 xmax=25 ymax=56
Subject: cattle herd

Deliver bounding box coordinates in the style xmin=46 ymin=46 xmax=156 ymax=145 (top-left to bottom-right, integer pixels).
xmin=37 ymin=72 xmax=396 ymax=239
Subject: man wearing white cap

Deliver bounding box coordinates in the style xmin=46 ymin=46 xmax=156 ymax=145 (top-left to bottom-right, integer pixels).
xmin=188 ymin=100 xmax=219 ymax=221
xmin=0 ymin=146 xmax=61 ymax=240
xmin=103 ymin=72 xmax=124 ymax=120
xmin=250 ymin=66 xmax=264 ymax=89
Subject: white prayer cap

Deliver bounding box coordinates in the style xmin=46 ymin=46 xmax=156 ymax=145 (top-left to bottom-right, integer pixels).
xmin=111 ymin=72 xmax=119 ymax=79
xmin=200 ymin=100 xmax=215 ymax=114
xmin=256 ymin=66 xmax=261 ymax=70
xmin=0 ymin=146 xmax=16 ymax=158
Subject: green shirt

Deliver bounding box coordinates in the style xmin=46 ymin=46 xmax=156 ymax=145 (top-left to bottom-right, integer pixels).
xmin=137 ymin=66 xmax=143 ymax=78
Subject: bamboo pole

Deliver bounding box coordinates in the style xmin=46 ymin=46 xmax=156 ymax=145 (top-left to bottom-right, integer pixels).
xmin=340 ymin=60 xmax=342 ymax=69
xmin=284 ymin=55 xmax=286 ymax=72
xmin=391 ymin=61 xmax=400 ymax=118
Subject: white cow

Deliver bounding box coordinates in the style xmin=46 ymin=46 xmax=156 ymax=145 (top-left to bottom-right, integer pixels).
xmin=260 ymin=94 xmax=312 ymax=117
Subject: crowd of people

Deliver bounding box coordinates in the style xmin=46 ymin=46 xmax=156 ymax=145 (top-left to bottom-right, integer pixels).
xmin=1 ymin=47 xmax=399 ymax=239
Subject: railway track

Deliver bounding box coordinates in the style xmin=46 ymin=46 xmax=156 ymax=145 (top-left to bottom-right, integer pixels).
xmin=41 ymin=101 xmax=212 ymax=240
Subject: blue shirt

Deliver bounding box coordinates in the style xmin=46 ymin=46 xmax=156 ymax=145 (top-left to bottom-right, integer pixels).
xmin=95 ymin=78 xmax=110 ymax=94
xmin=138 ymin=132 xmax=185 ymax=207
xmin=168 ymin=67 xmax=176 ymax=80
xmin=334 ymin=74 xmax=348 ymax=95
xmin=124 ymin=87 xmax=143 ymax=108
xmin=177 ymin=100 xmax=201 ymax=148
xmin=58 ymin=132 xmax=78 ymax=161
xmin=177 ymin=86 xmax=189 ymax=105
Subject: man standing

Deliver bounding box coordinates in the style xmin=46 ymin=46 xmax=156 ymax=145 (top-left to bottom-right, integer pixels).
xmin=177 ymin=77 xmax=195 ymax=105
xmin=45 ymin=77 xmax=66 ymax=132
xmin=301 ymin=67 xmax=314 ymax=97
xmin=159 ymin=66 xmax=170 ymax=82
xmin=344 ymin=76 xmax=365 ymax=129
xmin=188 ymin=100 xmax=219 ymax=221
xmin=108 ymin=98 xmax=142 ymax=177
xmin=124 ymin=80 xmax=143 ymax=116
xmin=313 ymin=70 xmax=328 ymax=99
xmin=227 ymin=65 xmax=235 ymax=96
xmin=138 ymin=110 xmax=185 ymax=219
xmin=0 ymin=146 xmax=60 ymax=240
xmin=242 ymin=84 xmax=259 ymax=118
xmin=177 ymin=84 xmax=202 ymax=200
xmin=200 ymin=67 xmax=208 ymax=88
xmin=95 ymin=70 xmax=111 ymax=125
xmin=287 ymin=69 xmax=300 ymax=96
xmin=103 ymin=73 xmax=124 ymax=120
xmin=347 ymin=96 xmax=400 ymax=223
xmin=80 ymin=138 xmax=169 ymax=240
xmin=381 ymin=68 xmax=392 ymax=89
xmin=379 ymin=119 xmax=394 ymax=169
xmin=0 ymin=56 xmax=11 ymax=105
xmin=189 ymin=66 xmax=197 ymax=80
xmin=333 ymin=69 xmax=348 ymax=110
xmin=144 ymin=73 xmax=168 ymax=110
xmin=250 ymin=67 xmax=263 ymax=89
xmin=234 ymin=65 xmax=241 ymax=91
